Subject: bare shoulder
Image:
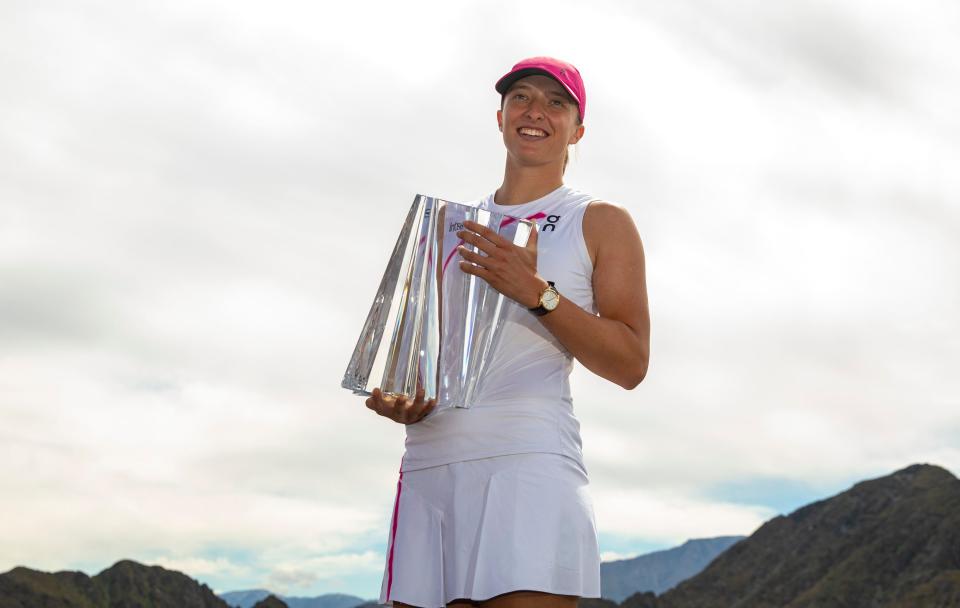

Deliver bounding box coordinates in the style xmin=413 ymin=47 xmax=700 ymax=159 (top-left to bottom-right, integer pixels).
xmin=582 ymin=200 xmax=643 ymax=266
xmin=585 ymin=199 xmax=632 ymax=219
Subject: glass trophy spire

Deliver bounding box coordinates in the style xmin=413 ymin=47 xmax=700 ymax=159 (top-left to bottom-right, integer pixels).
xmin=342 ymin=195 xmax=534 ymax=410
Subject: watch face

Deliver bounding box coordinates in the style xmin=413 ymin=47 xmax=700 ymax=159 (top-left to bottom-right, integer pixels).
xmin=542 ymin=288 xmax=560 ymax=310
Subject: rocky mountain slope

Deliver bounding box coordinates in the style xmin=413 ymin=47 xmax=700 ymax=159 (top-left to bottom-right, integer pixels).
xmin=0 ymin=559 xmax=229 ymax=608
xmin=620 ymin=463 xmax=960 ymax=608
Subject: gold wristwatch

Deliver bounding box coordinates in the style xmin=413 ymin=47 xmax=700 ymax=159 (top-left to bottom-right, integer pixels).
xmin=529 ymin=281 xmax=560 ymax=316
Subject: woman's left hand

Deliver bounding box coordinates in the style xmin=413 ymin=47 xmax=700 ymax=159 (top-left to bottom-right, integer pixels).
xmin=457 ymin=219 xmax=547 ymax=308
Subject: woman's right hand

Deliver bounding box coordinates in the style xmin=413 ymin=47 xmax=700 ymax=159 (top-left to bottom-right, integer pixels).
xmin=365 ymin=387 xmax=436 ymax=424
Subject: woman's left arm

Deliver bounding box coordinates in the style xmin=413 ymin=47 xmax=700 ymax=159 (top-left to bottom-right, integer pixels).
xmin=541 ymin=202 xmax=649 ymax=388
xmin=458 ymin=202 xmax=650 ymax=389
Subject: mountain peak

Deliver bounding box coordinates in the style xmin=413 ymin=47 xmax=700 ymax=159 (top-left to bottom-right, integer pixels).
xmin=252 ymin=594 xmax=289 ymax=608
xmin=885 ymin=462 xmax=956 ymax=487
xmin=645 ymin=462 xmax=960 ymax=608
xmin=0 ymin=558 xmax=230 ymax=608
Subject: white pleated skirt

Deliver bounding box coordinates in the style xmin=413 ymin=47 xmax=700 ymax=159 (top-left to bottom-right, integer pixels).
xmin=378 ymin=452 xmax=601 ymax=607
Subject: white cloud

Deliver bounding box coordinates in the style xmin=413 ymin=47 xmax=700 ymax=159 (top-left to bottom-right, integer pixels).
xmin=264 ymin=551 xmax=383 ymax=594
xmin=591 ymin=487 xmax=774 ymax=544
xmin=149 ymin=556 xmax=251 ymax=579
xmin=600 ymin=550 xmax=638 ymax=563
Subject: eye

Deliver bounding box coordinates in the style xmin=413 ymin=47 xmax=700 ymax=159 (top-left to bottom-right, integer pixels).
xmin=513 ymin=93 xmax=528 ymax=101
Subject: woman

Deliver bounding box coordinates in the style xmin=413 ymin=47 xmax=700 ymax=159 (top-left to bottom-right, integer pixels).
xmin=366 ymin=56 xmax=650 ymax=608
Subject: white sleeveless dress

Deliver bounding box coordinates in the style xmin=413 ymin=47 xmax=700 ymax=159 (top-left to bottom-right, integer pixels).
xmin=379 ymin=185 xmax=603 ymax=606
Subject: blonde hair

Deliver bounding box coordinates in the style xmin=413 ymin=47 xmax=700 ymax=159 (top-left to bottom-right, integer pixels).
xmin=563 ymin=114 xmax=583 ymax=174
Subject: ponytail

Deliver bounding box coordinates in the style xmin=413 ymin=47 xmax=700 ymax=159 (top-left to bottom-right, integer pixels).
xmin=563 ymin=114 xmax=582 ymax=174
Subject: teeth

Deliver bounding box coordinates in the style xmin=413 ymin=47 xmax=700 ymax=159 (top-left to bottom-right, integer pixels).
xmin=519 ymin=127 xmax=547 ymax=137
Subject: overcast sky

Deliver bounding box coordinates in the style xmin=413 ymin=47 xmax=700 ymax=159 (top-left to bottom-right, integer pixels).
xmin=2 ymin=0 xmax=958 ymax=600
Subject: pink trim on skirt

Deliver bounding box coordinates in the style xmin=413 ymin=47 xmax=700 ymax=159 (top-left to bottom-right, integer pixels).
xmin=385 ymin=468 xmax=404 ymax=601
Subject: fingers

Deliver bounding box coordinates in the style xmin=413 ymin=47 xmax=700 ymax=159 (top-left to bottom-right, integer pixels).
xmin=457 ymin=229 xmax=497 ymax=256
xmin=462 ymin=219 xmax=499 ymax=240
xmin=413 ymin=397 xmax=437 ymax=423
xmin=398 ymin=387 xmax=436 ymax=424
xmin=365 ymin=387 xmax=380 ymax=411
xmin=365 ymin=387 xmax=437 ymax=424
xmin=398 ymin=387 xmax=421 ymax=421
xmin=366 ymin=387 xmax=391 ymax=416
xmin=462 ymin=219 xmax=511 ymax=249
xmin=458 ymin=258 xmax=490 ymax=280
xmin=457 ymin=245 xmax=490 ymax=266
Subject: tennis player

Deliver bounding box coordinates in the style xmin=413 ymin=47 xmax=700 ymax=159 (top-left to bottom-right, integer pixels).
xmin=366 ymin=56 xmax=650 ymax=608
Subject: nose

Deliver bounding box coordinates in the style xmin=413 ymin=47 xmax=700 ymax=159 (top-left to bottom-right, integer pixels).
xmin=524 ymin=98 xmax=546 ymax=120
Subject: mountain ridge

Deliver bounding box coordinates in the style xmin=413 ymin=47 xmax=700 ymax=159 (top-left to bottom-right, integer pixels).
xmin=617 ymin=463 xmax=960 ymax=608
xmin=601 ymin=535 xmax=746 ymax=601
xmin=5 ymin=463 xmax=957 ymax=608
xmin=0 ymin=558 xmax=228 ymax=607
xmin=219 ymin=589 xmax=367 ymax=608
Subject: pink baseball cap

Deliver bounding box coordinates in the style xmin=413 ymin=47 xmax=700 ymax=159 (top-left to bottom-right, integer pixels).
xmin=495 ymin=56 xmax=586 ymax=122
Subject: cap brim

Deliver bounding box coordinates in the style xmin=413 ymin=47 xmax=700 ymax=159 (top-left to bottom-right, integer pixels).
xmin=495 ymin=67 xmax=582 ymax=120
xmin=495 ymin=67 xmax=554 ymax=95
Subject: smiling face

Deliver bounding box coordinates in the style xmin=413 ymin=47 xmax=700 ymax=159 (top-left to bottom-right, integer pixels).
xmin=497 ymin=74 xmax=585 ymax=170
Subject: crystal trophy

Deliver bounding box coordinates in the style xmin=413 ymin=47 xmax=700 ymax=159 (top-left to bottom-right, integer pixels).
xmin=342 ymin=195 xmax=534 ymax=410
